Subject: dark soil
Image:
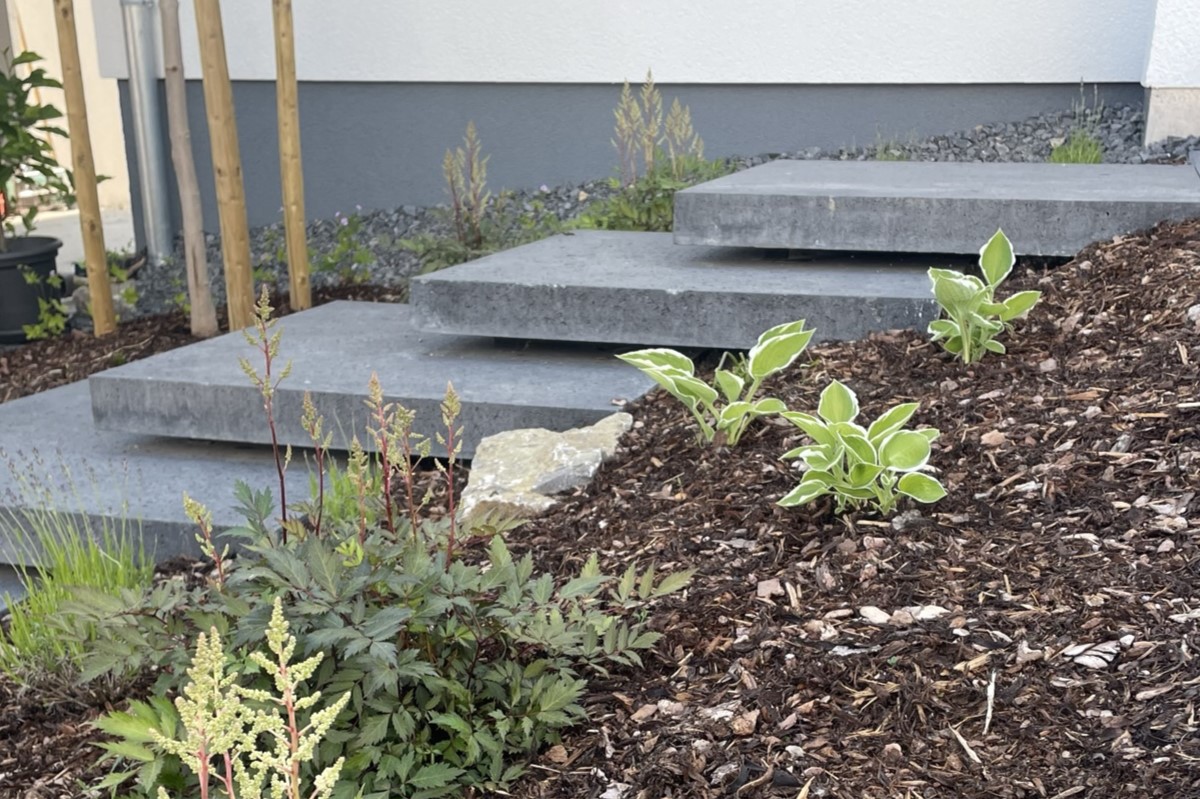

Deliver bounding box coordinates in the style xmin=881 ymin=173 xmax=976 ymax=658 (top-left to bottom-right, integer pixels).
xmin=0 ymin=284 xmax=405 ymax=404
xmin=3 ymin=220 xmax=1199 ymax=798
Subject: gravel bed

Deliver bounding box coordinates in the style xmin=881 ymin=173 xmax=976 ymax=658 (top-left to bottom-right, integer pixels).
xmin=106 ymin=103 xmax=1200 ymax=322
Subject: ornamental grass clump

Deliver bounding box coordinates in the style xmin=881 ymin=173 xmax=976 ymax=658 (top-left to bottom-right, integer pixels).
xmin=617 ymin=319 xmax=815 ymax=447
xmin=927 ymin=229 xmax=1041 ymax=363
xmin=778 ymin=380 xmax=946 ymax=516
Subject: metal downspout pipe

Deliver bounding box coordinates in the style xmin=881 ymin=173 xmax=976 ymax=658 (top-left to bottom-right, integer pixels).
xmin=121 ymin=0 xmax=173 ymax=266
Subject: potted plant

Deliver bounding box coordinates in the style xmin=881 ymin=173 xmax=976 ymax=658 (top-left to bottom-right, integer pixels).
xmin=0 ymin=50 xmax=72 ymax=343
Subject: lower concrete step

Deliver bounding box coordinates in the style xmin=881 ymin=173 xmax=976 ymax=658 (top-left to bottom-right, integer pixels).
xmin=411 ymin=231 xmax=945 ymax=349
xmin=88 ymin=302 xmax=653 ymax=458
xmin=1 ymin=381 xmax=312 ymax=598
xmin=673 ymin=160 xmax=1200 ymax=256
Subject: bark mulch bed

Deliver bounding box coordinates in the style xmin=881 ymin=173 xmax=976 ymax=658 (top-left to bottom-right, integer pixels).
xmin=2 ymin=220 xmax=1199 ymax=798
xmin=0 ymin=284 xmax=405 ymax=405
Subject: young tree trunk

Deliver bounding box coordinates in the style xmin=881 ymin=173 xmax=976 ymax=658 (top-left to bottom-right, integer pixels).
xmin=272 ymin=0 xmax=311 ymax=310
xmin=159 ymin=0 xmax=218 ymax=338
xmin=52 ymin=0 xmax=115 ymax=336
xmin=193 ymin=0 xmax=254 ymax=330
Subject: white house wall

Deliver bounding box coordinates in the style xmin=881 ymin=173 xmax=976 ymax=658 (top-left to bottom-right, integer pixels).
xmin=92 ymin=0 xmax=1157 ymax=85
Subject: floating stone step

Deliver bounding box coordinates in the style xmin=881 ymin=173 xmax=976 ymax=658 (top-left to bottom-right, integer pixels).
xmin=673 ymin=160 xmax=1200 ymax=256
xmin=0 ymin=381 xmax=313 ymax=600
xmin=411 ymin=231 xmax=945 ymax=349
xmin=88 ymin=302 xmax=653 ymax=458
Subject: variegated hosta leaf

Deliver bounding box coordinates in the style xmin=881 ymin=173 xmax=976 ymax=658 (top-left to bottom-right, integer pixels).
xmin=878 ymin=430 xmax=931 ymax=472
xmin=978 ymin=228 xmax=1015 ymax=287
xmin=777 ymin=473 xmax=832 ymax=507
xmin=713 ymin=369 xmax=744 ymax=402
xmin=999 ymin=290 xmax=1041 ymax=321
xmin=866 ymin=403 xmax=919 ymax=445
xmin=818 ymin=380 xmax=859 ymax=424
xmin=748 ymin=323 xmax=814 ymax=380
xmin=781 ymin=411 xmax=835 ymax=447
xmin=897 ymin=472 xmax=947 ymax=503
xmin=617 ymin=348 xmax=696 ymax=375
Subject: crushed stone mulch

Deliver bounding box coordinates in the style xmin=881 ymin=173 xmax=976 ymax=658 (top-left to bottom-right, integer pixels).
xmin=0 ymin=284 xmax=405 ymax=405
xmin=2 ymin=220 xmax=1199 ymax=798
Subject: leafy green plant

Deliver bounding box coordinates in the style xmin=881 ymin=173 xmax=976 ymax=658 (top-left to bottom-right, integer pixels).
xmin=18 ymin=264 xmax=67 ymax=340
xmin=576 ymin=70 xmax=730 ymax=232
xmin=778 ymin=380 xmax=946 ymax=515
xmin=1049 ymin=129 xmax=1102 ymax=164
xmin=0 ymin=50 xmax=73 ymax=248
xmin=312 ymin=209 xmax=375 ymax=284
xmin=72 ymin=303 xmax=692 ymax=799
xmin=0 ymin=459 xmax=151 ymax=693
xmin=1050 ymin=83 xmax=1104 ymax=164
xmin=927 ymin=229 xmax=1041 ymax=363
xmin=617 ymin=320 xmax=814 ymax=447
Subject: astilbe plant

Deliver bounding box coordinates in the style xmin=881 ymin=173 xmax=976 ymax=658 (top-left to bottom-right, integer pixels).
xmin=67 ymin=301 xmax=692 ymax=799
xmin=149 ymin=598 xmax=350 ymax=799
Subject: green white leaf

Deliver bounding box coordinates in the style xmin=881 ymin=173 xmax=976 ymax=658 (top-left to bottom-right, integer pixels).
xmin=617 ymin=348 xmax=694 ymax=374
xmin=748 ymin=327 xmax=813 ymax=380
xmin=781 ymin=411 xmax=834 ymax=447
xmin=753 ymin=397 xmax=787 ymax=414
xmin=756 ymin=318 xmax=811 ymax=345
xmin=713 ymin=369 xmax=744 ymax=402
xmin=897 ymin=472 xmax=948 ymax=503
xmin=840 ymin=433 xmax=877 ymax=466
xmin=878 ymin=430 xmax=932 ymax=472
xmin=818 ymin=380 xmax=859 ymax=424
xmin=718 ymin=401 xmax=753 ymax=427
xmin=979 ymin=228 xmax=1015 ymax=287
xmin=778 ymin=478 xmax=831 ymax=507
xmin=847 ymin=462 xmax=886 ymax=489
xmin=999 ymin=290 xmax=1041 ymax=321
xmin=867 ymin=402 xmax=919 ymax=444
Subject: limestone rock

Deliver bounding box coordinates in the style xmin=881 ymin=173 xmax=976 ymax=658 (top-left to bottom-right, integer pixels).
xmin=459 ymin=412 xmax=632 ymax=525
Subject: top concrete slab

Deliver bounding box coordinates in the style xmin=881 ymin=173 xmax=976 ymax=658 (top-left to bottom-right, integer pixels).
xmin=673 ymin=160 xmax=1200 ymax=256
xmin=88 ymin=302 xmax=653 ymax=458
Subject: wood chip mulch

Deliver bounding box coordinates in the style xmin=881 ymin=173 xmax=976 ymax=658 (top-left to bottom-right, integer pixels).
xmin=2 ymin=220 xmax=1199 ymax=798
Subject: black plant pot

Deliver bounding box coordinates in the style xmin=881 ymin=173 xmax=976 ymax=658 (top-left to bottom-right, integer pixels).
xmin=0 ymin=236 xmax=63 ymax=344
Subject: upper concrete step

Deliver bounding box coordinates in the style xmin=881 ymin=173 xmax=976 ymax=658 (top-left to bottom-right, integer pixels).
xmin=411 ymin=231 xmax=945 ymax=350
xmin=88 ymin=302 xmax=653 ymax=458
xmin=673 ymin=160 xmax=1200 ymax=256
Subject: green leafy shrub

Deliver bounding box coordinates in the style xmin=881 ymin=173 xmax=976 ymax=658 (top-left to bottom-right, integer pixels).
xmin=927 ymin=229 xmax=1041 ymax=363
xmin=617 ymin=320 xmax=814 ymax=447
xmin=71 ymin=311 xmax=691 ymax=799
xmin=778 ymin=380 xmax=946 ymax=515
xmin=576 ymin=70 xmax=731 ymax=232
xmin=313 ymin=209 xmax=375 ymax=284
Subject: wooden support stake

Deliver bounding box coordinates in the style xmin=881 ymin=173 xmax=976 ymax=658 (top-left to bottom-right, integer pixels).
xmin=160 ymin=0 xmax=218 ymax=338
xmin=193 ymin=0 xmax=254 ymax=330
xmin=272 ymin=0 xmax=310 ymax=309
xmin=52 ymin=0 xmax=115 ymax=336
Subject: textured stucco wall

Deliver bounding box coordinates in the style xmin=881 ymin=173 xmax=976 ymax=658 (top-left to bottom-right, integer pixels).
xmin=94 ymin=0 xmax=1156 ymax=84
xmin=1144 ymin=0 xmax=1200 ymax=86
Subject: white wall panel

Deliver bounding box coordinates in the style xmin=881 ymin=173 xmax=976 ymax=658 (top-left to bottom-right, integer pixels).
xmin=93 ymin=0 xmax=1158 ymax=85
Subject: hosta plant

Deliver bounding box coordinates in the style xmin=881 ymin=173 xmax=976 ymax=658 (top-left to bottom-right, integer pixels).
xmin=617 ymin=319 xmax=815 ymax=447
xmin=778 ymin=380 xmax=946 ymax=515
xmin=927 ymin=229 xmax=1041 ymax=363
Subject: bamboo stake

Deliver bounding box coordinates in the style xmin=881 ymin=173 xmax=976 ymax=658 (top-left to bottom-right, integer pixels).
xmin=193 ymin=0 xmax=254 ymax=330
xmin=52 ymin=0 xmax=115 ymax=336
xmin=272 ymin=0 xmax=310 ymax=309
xmin=160 ymin=0 xmax=218 ymax=338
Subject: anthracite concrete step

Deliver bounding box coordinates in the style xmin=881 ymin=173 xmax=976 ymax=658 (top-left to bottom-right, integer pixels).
xmin=673 ymin=160 xmax=1200 ymax=256
xmin=0 ymin=381 xmax=314 ymax=600
xmin=88 ymin=302 xmax=653 ymax=457
xmin=411 ymin=231 xmax=945 ymax=349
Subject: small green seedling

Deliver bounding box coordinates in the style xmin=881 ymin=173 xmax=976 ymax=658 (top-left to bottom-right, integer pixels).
xmin=617 ymin=320 xmax=815 ymax=447
xmin=778 ymin=380 xmax=946 ymax=515
xmin=927 ymin=229 xmax=1041 ymax=363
